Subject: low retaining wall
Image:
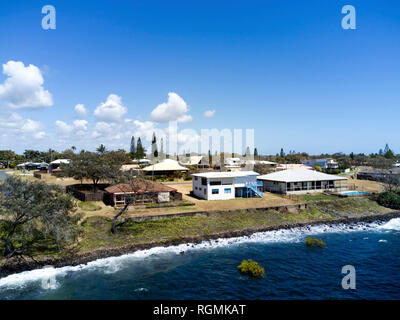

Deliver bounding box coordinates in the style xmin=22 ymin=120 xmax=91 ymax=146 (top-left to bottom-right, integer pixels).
xmin=127 ymin=203 xmax=308 ymax=222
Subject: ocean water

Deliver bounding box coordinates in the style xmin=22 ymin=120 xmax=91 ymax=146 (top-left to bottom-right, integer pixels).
xmin=0 ymin=218 xmax=400 ymax=300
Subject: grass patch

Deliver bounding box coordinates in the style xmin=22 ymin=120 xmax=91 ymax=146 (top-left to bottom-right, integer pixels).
xmin=78 ymin=201 xmax=102 ymax=211
xmin=298 ymin=193 xmax=338 ymax=203
xmin=145 ymin=199 xmax=195 ymax=209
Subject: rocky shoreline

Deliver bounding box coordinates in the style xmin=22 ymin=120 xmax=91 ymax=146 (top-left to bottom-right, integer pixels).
xmin=1 ymin=210 xmax=400 ymax=278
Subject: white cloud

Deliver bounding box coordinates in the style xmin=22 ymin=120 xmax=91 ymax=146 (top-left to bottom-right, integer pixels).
xmin=150 ymin=92 xmax=192 ymax=123
xmin=0 ymin=60 xmax=53 ymax=109
xmin=94 ymin=94 xmax=127 ymax=122
xmin=74 ymin=103 xmax=88 ymax=118
xmin=0 ymin=112 xmax=46 ymax=144
xmin=177 ymin=114 xmax=193 ymax=123
xmin=21 ymin=119 xmax=45 ymax=133
xmin=203 ymin=109 xmax=216 ymax=118
xmin=73 ymin=119 xmax=88 ymax=132
xmin=55 ymin=119 xmax=88 ymax=136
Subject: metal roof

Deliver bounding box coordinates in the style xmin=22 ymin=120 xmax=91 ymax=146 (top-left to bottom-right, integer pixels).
xmin=142 ymin=159 xmax=189 ymax=172
xmin=258 ymin=169 xmax=348 ymax=183
xmin=191 ymin=170 xmax=259 ymax=179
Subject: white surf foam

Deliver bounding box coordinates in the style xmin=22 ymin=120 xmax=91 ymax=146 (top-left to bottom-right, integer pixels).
xmin=0 ymin=219 xmax=391 ymax=291
xmin=378 ymin=218 xmax=400 ymax=231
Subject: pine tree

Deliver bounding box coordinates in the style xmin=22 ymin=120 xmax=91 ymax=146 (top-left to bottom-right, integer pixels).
xmin=136 ymin=137 xmax=145 ymax=159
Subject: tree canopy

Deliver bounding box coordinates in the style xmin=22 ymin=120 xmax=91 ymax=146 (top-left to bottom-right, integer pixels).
xmin=0 ymin=177 xmax=81 ymax=258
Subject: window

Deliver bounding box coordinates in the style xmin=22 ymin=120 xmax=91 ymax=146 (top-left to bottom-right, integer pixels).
xmin=195 ymin=187 xmax=198 ymax=190
xmin=212 ymin=189 xmax=219 ymax=194
xmin=210 ymin=181 xmax=222 ymax=186
xmin=224 ymin=188 xmax=231 ymax=194
xmin=194 ymin=176 xmax=198 ymax=181
xmin=201 ymin=178 xmax=207 ymax=186
xmin=204 ymin=189 xmax=206 ymax=195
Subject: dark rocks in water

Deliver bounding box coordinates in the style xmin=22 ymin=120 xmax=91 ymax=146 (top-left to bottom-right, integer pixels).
xmin=179 ymin=251 xmax=185 ymax=255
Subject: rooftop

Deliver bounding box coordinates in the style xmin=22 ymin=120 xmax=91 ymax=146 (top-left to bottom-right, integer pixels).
xmin=258 ymin=169 xmax=348 ymax=183
xmin=105 ymin=180 xmax=177 ymax=194
xmin=142 ymin=159 xmax=189 ymax=172
xmin=191 ymin=170 xmax=259 ymax=179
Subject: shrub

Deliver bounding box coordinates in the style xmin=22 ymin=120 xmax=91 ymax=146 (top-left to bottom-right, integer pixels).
xmin=168 ymin=176 xmax=174 ymax=181
xmin=377 ymin=191 xmax=400 ymax=209
xmin=305 ymin=237 xmax=326 ymax=248
xmin=237 ymin=259 xmax=265 ymax=277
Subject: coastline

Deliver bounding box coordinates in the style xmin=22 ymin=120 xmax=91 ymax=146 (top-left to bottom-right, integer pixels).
xmin=1 ymin=209 xmax=400 ymax=278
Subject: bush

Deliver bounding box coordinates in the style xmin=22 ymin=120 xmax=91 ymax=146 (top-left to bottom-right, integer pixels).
xmin=237 ymin=259 xmax=265 ymax=277
xmin=377 ymin=191 xmax=400 ymax=209
xmin=305 ymin=237 xmax=326 ymax=248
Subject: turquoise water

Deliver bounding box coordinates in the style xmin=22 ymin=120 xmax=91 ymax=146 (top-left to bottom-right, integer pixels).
xmin=341 ymin=191 xmax=370 ymax=195
xmin=0 ymin=218 xmax=400 ymax=300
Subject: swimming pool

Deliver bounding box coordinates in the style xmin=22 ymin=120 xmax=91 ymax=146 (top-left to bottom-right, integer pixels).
xmin=340 ymin=191 xmax=369 ymax=196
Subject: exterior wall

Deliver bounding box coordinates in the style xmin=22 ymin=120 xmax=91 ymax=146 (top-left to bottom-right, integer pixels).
xmin=192 ymin=176 xmax=208 ymax=199
xmin=262 ymin=180 xmax=286 ymax=193
xmin=192 ymin=174 xmax=261 ymax=200
xmin=261 ymin=179 xmax=348 ymax=194
xmin=206 ymin=177 xmax=235 ymax=200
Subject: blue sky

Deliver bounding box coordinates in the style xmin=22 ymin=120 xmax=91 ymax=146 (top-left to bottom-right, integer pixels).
xmin=0 ymin=0 xmax=399 ymax=155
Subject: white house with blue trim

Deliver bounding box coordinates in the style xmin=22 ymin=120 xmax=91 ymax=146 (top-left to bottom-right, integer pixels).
xmin=191 ymin=171 xmax=262 ymax=200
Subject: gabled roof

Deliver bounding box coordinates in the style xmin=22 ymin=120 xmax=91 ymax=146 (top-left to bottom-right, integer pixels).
xmin=181 ymin=155 xmax=206 ymax=165
xmin=258 ymin=169 xmax=348 ymax=183
xmin=191 ymin=170 xmax=259 ymax=179
xmin=105 ymin=180 xmax=177 ymax=194
xmin=142 ymin=159 xmax=188 ymax=172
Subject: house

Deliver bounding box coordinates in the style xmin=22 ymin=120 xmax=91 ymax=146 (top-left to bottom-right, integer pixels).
xmin=302 ymin=158 xmax=339 ymax=170
xmin=257 ymin=169 xmax=348 ymax=194
xmin=191 ymin=171 xmax=262 ymax=200
xmin=104 ymin=180 xmax=182 ymax=206
xmin=17 ymin=162 xmax=48 ymax=171
xmin=49 ymin=159 xmax=70 ymax=173
xmin=180 ymin=155 xmax=209 ymax=168
xmin=142 ymin=159 xmax=189 ymax=176
xmin=276 ymin=163 xmax=313 ymax=171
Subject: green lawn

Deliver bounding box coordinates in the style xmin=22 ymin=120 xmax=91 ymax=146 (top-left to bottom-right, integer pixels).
xmin=78 ymin=201 xmax=102 ymax=211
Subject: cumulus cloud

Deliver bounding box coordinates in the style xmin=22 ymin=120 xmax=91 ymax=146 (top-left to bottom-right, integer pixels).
xmin=94 ymin=94 xmax=127 ymax=122
xmin=0 ymin=60 xmax=53 ymax=108
xmin=150 ymin=92 xmax=192 ymax=123
xmin=203 ymin=109 xmax=215 ymax=118
xmin=74 ymin=103 xmax=88 ymax=118
xmin=177 ymin=114 xmax=193 ymax=123
xmin=55 ymin=119 xmax=88 ymax=136
xmin=0 ymin=112 xmax=46 ymax=143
